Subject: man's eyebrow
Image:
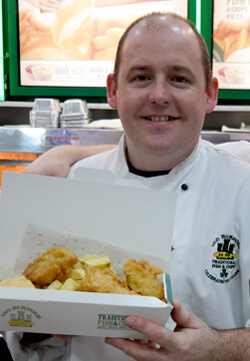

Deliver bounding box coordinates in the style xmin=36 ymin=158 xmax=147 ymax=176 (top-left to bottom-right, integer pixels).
xmin=128 ymin=65 xmax=151 ymax=73
xmin=170 ymin=65 xmax=195 ymax=76
xmin=128 ymin=65 xmax=195 ymax=73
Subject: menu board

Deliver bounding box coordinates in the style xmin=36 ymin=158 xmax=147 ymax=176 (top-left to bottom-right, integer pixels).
xmin=19 ymin=0 xmax=188 ymax=88
xmin=213 ymin=0 xmax=250 ymax=89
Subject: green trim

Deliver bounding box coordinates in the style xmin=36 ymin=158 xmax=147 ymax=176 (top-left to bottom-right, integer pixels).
xmin=7 ymin=0 xmax=19 ymax=96
xmin=200 ymin=0 xmax=213 ymax=62
xmin=188 ymin=0 xmax=197 ymax=27
xmin=0 ymin=0 xmax=5 ymax=101
xmin=218 ymin=89 xmax=250 ymax=101
xmin=165 ymin=274 xmax=173 ymax=305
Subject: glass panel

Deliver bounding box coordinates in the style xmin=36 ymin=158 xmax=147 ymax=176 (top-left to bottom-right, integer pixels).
xmin=18 ymin=0 xmax=188 ymax=89
xmin=213 ymin=0 xmax=250 ymax=91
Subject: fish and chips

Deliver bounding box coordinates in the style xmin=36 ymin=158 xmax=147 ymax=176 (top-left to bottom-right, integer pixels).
xmin=0 ymin=246 xmax=167 ymax=302
xmin=214 ymin=18 xmax=250 ymax=60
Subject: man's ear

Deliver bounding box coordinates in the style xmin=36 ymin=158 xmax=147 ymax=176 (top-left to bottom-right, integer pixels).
xmin=206 ymin=77 xmax=219 ymax=114
xmin=106 ymin=73 xmax=118 ymax=110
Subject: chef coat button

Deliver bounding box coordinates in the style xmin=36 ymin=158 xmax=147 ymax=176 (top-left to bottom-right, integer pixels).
xmin=181 ymin=183 xmax=188 ymax=191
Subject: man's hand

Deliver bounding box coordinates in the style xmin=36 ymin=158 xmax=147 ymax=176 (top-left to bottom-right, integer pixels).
xmin=105 ymin=299 xmax=250 ymax=361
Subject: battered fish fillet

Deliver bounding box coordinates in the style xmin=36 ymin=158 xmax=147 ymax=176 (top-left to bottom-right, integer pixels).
xmin=80 ymin=264 xmax=140 ymax=295
xmin=124 ymin=259 xmax=166 ymax=301
xmin=23 ymin=247 xmax=78 ymax=287
xmin=0 ymin=275 xmax=35 ymax=289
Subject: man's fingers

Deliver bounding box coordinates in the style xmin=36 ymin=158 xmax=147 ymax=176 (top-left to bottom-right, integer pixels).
xmin=105 ymin=300 xmax=208 ymax=360
xmin=105 ymin=337 xmax=165 ymax=361
xmin=172 ymin=299 xmax=206 ymax=330
xmin=124 ymin=315 xmax=174 ymax=349
xmin=112 ymin=300 xmax=207 ymax=352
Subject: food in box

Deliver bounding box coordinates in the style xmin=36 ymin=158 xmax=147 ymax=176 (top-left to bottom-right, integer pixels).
xmin=0 ymin=172 xmax=176 ymax=337
xmin=0 ymin=224 xmax=173 ymax=338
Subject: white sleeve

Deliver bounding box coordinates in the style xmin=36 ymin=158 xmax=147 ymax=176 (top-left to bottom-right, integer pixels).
xmin=217 ymin=141 xmax=250 ymax=163
xmin=1 ymin=331 xmax=67 ymax=361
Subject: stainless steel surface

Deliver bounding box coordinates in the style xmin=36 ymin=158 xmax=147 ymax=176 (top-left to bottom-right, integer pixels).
xmin=0 ymin=127 xmax=124 ymax=153
xmin=0 ymin=101 xmax=113 ymax=110
xmin=201 ymin=130 xmax=250 ymax=144
xmin=0 ymin=127 xmax=250 ymax=155
xmin=214 ymin=105 xmax=250 ymax=112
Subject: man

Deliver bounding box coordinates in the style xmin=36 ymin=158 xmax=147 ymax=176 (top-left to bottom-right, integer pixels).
xmin=9 ymin=11 xmax=250 ymax=361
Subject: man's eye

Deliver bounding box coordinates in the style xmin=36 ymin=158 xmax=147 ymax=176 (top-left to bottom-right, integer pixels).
xmin=172 ymin=76 xmax=187 ymax=83
xmin=134 ymin=75 xmax=149 ymax=82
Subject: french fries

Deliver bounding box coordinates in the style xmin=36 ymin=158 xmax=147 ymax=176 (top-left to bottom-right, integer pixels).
xmin=60 ymin=278 xmax=80 ymax=291
xmin=47 ymin=279 xmax=63 ymax=290
xmin=47 ymin=259 xmax=86 ymax=290
xmin=79 ymin=254 xmax=111 ymax=268
xmin=214 ymin=19 xmax=250 ymax=60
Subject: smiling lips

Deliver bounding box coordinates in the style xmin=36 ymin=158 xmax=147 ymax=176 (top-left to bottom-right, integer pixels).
xmin=145 ymin=116 xmax=176 ymax=122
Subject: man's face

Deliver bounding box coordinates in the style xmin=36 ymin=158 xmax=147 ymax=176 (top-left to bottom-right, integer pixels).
xmin=107 ymin=18 xmax=218 ymax=170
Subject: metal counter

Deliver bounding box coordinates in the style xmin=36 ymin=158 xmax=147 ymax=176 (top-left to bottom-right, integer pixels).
xmin=0 ymin=127 xmax=124 ymax=154
xmin=0 ymin=126 xmax=250 ymax=155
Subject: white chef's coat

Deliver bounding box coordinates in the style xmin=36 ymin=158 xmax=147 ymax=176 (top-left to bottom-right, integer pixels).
xmin=217 ymin=140 xmax=250 ymax=163
xmin=4 ymin=138 xmax=250 ymax=361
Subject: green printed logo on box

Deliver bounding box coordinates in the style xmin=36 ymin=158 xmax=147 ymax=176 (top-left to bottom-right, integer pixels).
xmin=1 ymin=305 xmax=41 ymax=328
xmin=97 ymin=314 xmax=129 ymax=330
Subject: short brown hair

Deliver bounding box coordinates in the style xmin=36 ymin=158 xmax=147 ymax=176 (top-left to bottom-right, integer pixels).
xmin=113 ymin=12 xmax=212 ymax=91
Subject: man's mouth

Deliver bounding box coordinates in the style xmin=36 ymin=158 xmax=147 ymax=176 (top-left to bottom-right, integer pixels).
xmin=145 ymin=116 xmax=176 ymax=122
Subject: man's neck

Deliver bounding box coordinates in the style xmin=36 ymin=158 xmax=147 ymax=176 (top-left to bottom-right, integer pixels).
xmin=125 ymin=149 xmax=171 ymax=178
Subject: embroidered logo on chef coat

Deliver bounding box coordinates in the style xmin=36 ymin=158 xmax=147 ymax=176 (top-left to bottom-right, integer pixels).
xmin=204 ymin=234 xmax=240 ymax=284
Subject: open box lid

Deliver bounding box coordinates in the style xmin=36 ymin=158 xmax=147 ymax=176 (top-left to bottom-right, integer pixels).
xmin=0 ymin=170 xmax=177 ymax=277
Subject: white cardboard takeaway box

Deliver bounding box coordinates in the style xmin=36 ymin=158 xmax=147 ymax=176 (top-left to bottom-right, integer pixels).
xmin=0 ymin=171 xmax=176 ymax=338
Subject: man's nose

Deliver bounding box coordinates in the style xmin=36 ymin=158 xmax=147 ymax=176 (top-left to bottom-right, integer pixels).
xmin=148 ymin=78 xmax=172 ymax=104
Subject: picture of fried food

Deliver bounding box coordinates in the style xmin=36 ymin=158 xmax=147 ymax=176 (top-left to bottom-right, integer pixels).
xmin=94 ymin=0 xmax=159 ymax=6
xmin=214 ymin=18 xmax=250 ymax=60
xmin=23 ymin=247 xmax=78 ymax=286
xmin=0 ymin=275 xmax=35 ymax=289
xmin=53 ymin=0 xmax=95 ymax=59
xmin=22 ymin=46 xmax=78 ymax=60
xmin=19 ymin=0 xmax=135 ymax=61
xmin=19 ymin=8 xmax=56 ymax=57
xmin=80 ymin=264 xmax=139 ymax=295
xmin=92 ymin=14 xmax=131 ymax=60
xmin=124 ymin=259 xmax=166 ymax=301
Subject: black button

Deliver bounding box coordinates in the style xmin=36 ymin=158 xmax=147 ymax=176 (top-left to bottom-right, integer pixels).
xmin=181 ymin=183 xmax=188 ymax=191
